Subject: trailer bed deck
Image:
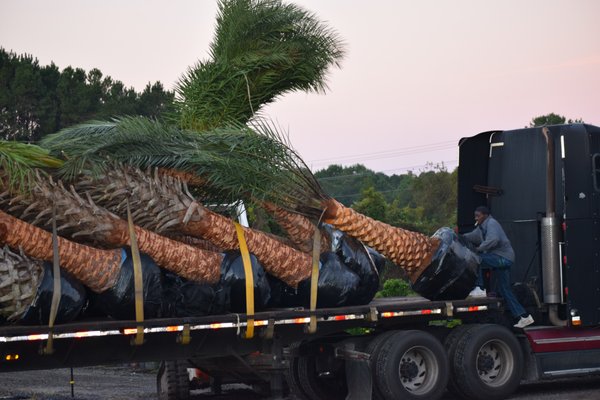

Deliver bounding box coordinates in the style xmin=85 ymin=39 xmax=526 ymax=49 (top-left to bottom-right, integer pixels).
xmin=0 ymin=296 xmax=502 ymax=372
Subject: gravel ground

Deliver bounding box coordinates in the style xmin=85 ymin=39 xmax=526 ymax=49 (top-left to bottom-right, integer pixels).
xmin=2 ymin=366 xmax=600 ymax=400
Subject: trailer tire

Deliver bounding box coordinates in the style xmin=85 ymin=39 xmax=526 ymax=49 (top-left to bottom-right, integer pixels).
xmin=157 ymin=360 xmax=190 ymax=400
xmin=297 ymin=352 xmax=346 ymax=400
xmin=285 ymin=343 xmax=312 ymax=400
xmin=364 ymin=331 xmax=399 ymax=400
xmin=452 ymin=324 xmax=523 ymax=400
xmin=374 ymin=330 xmax=449 ymax=400
xmin=444 ymin=324 xmax=478 ymax=398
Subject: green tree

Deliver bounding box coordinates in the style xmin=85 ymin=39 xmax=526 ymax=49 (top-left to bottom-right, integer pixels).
xmin=529 ymin=113 xmax=584 ymax=127
xmin=0 ymin=48 xmax=174 ymax=141
xmin=409 ymin=163 xmax=457 ymax=229
xmin=352 ymin=186 xmax=388 ymax=221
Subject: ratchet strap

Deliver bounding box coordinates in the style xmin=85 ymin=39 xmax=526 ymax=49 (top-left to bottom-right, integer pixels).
xmin=127 ymin=200 xmax=145 ymax=346
xmin=308 ymin=229 xmax=321 ymax=334
xmin=43 ymin=207 xmax=61 ymax=355
xmin=234 ymin=222 xmax=255 ymax=339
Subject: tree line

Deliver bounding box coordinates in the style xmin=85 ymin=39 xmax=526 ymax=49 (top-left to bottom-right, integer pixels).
xmin=316 ymin=163 xmax=457 ymax=235
xmin=0 ymin=48 xmax=174 ymax=142
xmin=316 ymin=113 xmax=586 ymax=236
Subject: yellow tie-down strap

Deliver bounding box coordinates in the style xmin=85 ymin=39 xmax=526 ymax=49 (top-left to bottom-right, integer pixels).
xmin=43 ymin=208 xmax=61 ymax=355
xmin=234 ymin=222 xmax=255 ymax=339
xmin=127 ymin=201 xmax=145 ymax=346
xmin=308 ymin=229 xmax=321 ymax=334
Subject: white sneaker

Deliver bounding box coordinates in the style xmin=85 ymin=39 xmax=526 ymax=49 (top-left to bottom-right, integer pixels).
xmin=467 ymin=287 xmax=487 ymax=298
xmin=514 ymin=314 xmax=534 ymax=329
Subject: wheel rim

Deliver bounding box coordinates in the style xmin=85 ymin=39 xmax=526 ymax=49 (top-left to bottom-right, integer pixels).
xmin=476 ymin=339 xmax=514 ymax=387
xmin=397 ymin=345 xmax=439 ymax=394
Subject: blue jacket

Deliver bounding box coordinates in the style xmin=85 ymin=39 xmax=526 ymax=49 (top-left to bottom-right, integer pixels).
xmin=463 ymin=215 xmax=515 ymax=262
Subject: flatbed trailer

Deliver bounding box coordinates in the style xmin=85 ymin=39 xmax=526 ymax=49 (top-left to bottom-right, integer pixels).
xmin=0 ymin=296 xmax=501 ymax=372
xmin=0 ymin=295 xmax=507 ymax=400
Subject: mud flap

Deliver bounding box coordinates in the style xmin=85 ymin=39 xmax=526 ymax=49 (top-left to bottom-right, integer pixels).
xmin=342 ymin=344 xmax=372 ymax=400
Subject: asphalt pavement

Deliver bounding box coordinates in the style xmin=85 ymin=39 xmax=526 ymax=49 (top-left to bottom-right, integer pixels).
xmin=1 ymin=366 xmax=600 ymax=400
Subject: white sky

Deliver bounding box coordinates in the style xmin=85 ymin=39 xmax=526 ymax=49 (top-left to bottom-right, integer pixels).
xmin=2 ymin=0 xmax=599 ymax=173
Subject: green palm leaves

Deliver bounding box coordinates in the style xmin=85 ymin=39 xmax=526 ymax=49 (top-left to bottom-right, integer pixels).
xmin=41 ymin=117 xmax=325 ymax=214
xmin=8 ymin=0 xmax=343 ymax=217
xmin=0 ymin=141 xmax=63 ymax=193
xmin=174 ymin=0 xmax=345 ymax=130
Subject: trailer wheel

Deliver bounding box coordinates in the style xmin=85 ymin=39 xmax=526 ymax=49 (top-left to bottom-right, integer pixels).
xmin=444 ymin=324 xmax=477 ymax=398
xmin=452 ymin=324 xmax=523 ymax=400
xmin=364 ymin=331 xmax=399 ymax=399
xmin=374 ymin=330 xmax=448 ymax=400
xmin=157 ymin=360 xmax=190 ymax=400
xmin=285 ymin=343 xmax=312 ymax=400
xmin=296 ymin=352 xmax=346 ymax=400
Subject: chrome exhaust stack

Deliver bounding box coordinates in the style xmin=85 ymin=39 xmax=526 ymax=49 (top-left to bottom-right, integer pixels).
xmin=540 ymin=127 xmax=566 ymax=326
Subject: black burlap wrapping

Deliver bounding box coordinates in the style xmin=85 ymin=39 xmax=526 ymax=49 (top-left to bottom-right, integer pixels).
xmin=411 ymin=227 xmax=479 ymax=300
xmin=19 ymin=263 xmax=87 ymax=325
xmin=89 ymin=249 xmax=163 ymax=320
xmin=268 ymin=225 xmax=382 ymax=309
xmin=269 ymin=251 xmax=361 ymax=308
xmin=333 ymin=232 xmax=380 ymax=305
xmin=218 ymin=250 xmax=271 ymax=313
xmin=161 ymin=271 xmax=222 ymax=317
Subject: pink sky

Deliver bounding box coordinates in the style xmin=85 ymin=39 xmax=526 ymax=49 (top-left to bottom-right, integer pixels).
xmin=1 ymin=0 xmax=598 ymax=173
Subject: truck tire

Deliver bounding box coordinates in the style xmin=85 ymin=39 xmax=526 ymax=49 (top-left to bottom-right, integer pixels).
xmin=297 ymin=352 xmax=346 ymax=400
xmin=444 ymin=324 xmax=478 ymax=398
xmin=157 ymin=360 xmax=190 ymax=400
xmin=374 ymin=330 xmax=449 ymax=400
xmin=364 ymin=331 xmax=400 ymax=400
xmin=451 ymin=324 xmax=523 ymax=400
xmin=285 ymin=343 xmax=312 ymax=400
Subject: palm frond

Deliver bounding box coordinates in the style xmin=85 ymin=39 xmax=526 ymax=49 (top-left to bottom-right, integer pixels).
xmin=173 ymin=0 xmax=345 ymax=130
xmin=0 ymin=141 xmax=63 ymax=193
xmin=40 ymin=117 xmax=327 ymax=214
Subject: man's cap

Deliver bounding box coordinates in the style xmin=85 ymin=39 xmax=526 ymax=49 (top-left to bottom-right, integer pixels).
xmin=475 ymin=205 xmax=490 ymax=215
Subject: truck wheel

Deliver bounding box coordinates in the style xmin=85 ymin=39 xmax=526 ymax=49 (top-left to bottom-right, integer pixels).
xmin=297 ymin=353 xmax=346 ymax=400
xmin=374 ymin=330 xmax=449 ymax=400
xmin=157 ymin=360 xmax=190 ymax=400
xmin=452 ymin=324 xmax=523 ymax=400
xmin=285 ymin=343 xmax=312 ymax=400
xmin=444 ymin=324 xmax=477 ymax=398
xmin=364 ymin=331 xmax=399 ymax=399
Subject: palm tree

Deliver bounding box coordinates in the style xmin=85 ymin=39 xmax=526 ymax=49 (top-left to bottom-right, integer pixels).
xmin=1 ymin=171 xmax=223 ymax=284
xmin=74 ymin=165 xmax=312 ymax=287
xmin=42 ymin=119 xmax=442 ymax=282
xmin=173 ymin=0 xmax=344 ymax=130
xmin=0 ymin=209 xmax=122 ymax=293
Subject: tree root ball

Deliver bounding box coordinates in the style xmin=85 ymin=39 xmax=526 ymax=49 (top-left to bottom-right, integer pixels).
xmin=411 ymin=227 xmax=479 ymax=300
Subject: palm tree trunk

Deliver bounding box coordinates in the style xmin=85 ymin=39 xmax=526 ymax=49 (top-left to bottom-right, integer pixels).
xmin=183 ymin=205 xmax=312 ymax=287
xmin=79 ymin=167 xmax=313 ymax=287
xmin=262 ymin=202 xmax=331 ymax=252
xmin=157 ymin=168 xmax=205 ymax=186
xmin=4 ymin=173 xmax=222 ymax=284
xmin=165 ymin=234 xmax=223 ymax=253
xmin=0 ymin=210 xmax=121 ymax=293
xmin=128 ymin=222 xmax=222 ymax=284
xmin=322 ymin=199 xmax=440 ymax=281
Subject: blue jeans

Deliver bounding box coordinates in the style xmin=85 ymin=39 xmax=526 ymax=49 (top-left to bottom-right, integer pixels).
xmin=476 ymin=253 xmax=526 ymax=318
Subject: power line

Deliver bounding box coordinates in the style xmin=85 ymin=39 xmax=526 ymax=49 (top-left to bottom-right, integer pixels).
xmin=308 ymin=140 xmax=457 ymax=166
xmin=316 ymin=160 xmax=458 ymax=181
xmin=334 ymin=188 xmax=407 ymax=199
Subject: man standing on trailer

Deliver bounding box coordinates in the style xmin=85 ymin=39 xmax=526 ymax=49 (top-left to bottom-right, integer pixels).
xmin=464 ymin=206 xmax=534 ymax=328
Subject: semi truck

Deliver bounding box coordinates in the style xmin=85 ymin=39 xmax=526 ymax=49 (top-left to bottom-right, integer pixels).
xmin=1 ymin=123 xmax=600 ymax=400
